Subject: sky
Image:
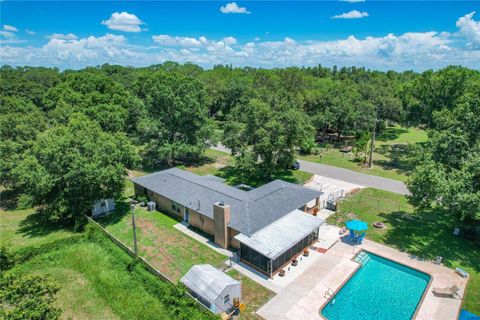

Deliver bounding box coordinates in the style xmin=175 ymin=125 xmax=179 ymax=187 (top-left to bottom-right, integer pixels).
xmin=1 ymin=1 xmax=480 ymax=71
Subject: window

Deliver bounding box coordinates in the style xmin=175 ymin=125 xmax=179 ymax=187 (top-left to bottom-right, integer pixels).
xmin=171 ymin=201 xmax=181 ymax=213
xmin=223 ymin=294 xmax=230 ymax=304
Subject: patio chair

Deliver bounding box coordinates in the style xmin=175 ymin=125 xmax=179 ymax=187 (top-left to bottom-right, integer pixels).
xmin=355 ymin=232 xmax=366 ymax=244
xmin=348 ymin=229 xmax=356 ymax=242
xmin=432 ymin=285 xmax=460 ymax=298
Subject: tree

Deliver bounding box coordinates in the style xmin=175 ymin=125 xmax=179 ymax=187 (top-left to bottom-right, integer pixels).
xmin=13 ymin=115 xmax=137 ymax=225
xmin=134 ymin=71 xmax=214 ymax=166
xmin=43 ymin=71 xmax=145 ymax=134
xmin=224 ymin=97 xmax=314 ymax=178
xmin=0 ymin=97 xmax=47 ymax=189
xmin=0 ymin=274 xmax=61 ymax=320
xmin=407 ymin=77 xmax=480 ymax=222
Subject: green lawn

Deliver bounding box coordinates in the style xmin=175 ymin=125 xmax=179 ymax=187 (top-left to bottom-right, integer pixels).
xmin=299 ymin=126 xmax=428 ymax=182
xmin=0 ymin=208 xmax=214 ymax=320
xmin=182 ymin=149 xmax=313 ymax=187
xmin=98 ymin=207 xmax=227 ymax=281
xmin=328 ymin=188 xmax=480 ymax=314
xmin=0 ymin=208 xmax=77 ymax=250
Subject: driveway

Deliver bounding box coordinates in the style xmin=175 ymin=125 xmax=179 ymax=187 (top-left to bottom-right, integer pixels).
xmin=298 ymin=160 xmax=410 ymax=195
xmin=211 ymin=145 xmax=409 ymax=195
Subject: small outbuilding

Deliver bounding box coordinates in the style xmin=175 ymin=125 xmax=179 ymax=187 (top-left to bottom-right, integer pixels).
xmin=91 ymin=199 xmax=115 ymax=217
xmin=180 ymin=264 xmax=241 ymax=314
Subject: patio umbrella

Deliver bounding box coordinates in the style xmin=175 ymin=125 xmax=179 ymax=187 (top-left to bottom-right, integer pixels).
xmin=346 ymin=219 xmax=368 ymax=231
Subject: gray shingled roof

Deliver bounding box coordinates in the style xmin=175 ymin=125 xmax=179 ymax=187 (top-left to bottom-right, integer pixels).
xmin=131 ymin=168 xmax=321 ymax=236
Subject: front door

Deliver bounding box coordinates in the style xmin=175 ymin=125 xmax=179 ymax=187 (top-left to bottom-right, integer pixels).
xmin=183 ymin=207 xmax=189 ymax=223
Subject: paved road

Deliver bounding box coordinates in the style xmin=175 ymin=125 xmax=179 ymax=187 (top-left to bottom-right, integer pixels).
xmin=298 ymin=160 xmax=410 ymax=195
xmin=211 ymin=145 xmax=410 ymax=195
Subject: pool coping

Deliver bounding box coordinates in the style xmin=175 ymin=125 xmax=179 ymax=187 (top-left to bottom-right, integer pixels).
xmin=318 ymin=248 xmax=434 ymax=320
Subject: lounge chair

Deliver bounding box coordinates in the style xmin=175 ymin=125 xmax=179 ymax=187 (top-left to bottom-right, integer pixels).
xmin=433 ymin=285 xmax=460 ymax=298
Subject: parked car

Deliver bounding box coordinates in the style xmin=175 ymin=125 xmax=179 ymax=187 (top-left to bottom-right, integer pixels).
xmin=290 ymin=161 xmax=300 ymax=170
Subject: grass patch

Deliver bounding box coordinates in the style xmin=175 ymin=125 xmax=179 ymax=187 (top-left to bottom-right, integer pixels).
xmin=328 ymin=188 xmax=480 ymax=314
xmin=227 ymin=269 xmax=275 ymax=320
xmin=0 ymin=208 xmax=77 ymax=250
xmin=98 ymin=207 xmax=227 ymax=281
xmin=1 ymin=208 xmax=214 ymax=319
xmin=299 ymin=126 xmax=428 ymax=182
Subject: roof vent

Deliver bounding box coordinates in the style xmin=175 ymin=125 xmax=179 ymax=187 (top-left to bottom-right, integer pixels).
xmin=219 ymin=200 xmax=225 ymax=206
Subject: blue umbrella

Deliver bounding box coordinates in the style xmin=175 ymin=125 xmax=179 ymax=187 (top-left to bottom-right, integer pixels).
xmin=346 ymin=219 xmax=368 ymax=231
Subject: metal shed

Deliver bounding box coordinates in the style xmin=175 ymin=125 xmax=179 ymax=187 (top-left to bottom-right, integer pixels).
xmin=91 ymin=199 xmax=115 ymax=217
xmin=180 ymin=264 xmax=241 ymax=314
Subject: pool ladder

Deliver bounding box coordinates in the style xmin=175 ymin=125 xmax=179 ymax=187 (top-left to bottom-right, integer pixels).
xmin=324 ymin=288 xmax=334 ymax=299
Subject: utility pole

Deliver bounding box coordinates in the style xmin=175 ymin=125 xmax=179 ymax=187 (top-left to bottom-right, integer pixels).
xmin=131 ymin=203 xmax=138 ymax=257
xmin=368 ymin=118 xmax=377 ymax=168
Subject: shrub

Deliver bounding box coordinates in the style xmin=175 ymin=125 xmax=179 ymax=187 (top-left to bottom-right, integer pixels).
xmin=0 ymin=274 xmax=61 ymax=320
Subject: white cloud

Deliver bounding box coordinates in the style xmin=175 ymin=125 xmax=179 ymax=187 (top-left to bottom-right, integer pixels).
xmin=456 ymin=11 xmax=480 ymax=48
xmin=339 ymin=0 xmax=365 ymax=2
xmin=222 ymin=36 xmax=237 ymax=45
xmin=25 ymin=29 xmax=36 ymax=35
xmin=220 ymin=2 xmax=250 ymax=14
xmin=0 ymin=30 xmax=15 ymax=39
xmin=48 ymin=33 xmax=78 ymax=40
xmin=2 ymin=12 xmax=480 ymax=72
xmin=332 ymin=10 xmax=369 ymax=19
xmin=152 ymin=35 xmax=202 ymax=47
xmin=3 ymin=25 xmax=18 ymax=32
xmin=102 ymin=12 xmax=144 ymax=32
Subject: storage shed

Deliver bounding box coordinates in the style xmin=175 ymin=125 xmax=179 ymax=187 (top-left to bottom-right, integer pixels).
xmin=91 ymin=199 xmax=115 ymax=217
xmin=180 ymin=264 xmax=241 ymax=314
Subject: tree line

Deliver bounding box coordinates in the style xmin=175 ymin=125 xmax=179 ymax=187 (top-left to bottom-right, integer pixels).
xmin=0 ymin=63 xmax=478 ymax=225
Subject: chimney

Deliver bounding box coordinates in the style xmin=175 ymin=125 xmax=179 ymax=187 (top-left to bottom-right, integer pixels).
xmin=213 ymin=201 xmax=230 ymax=249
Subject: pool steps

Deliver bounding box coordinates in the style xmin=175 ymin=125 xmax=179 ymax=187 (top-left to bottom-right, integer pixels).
xmin=354 ymin=251 xmax=372 ymax=265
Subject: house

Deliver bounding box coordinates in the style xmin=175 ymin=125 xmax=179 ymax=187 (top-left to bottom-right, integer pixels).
xmin=91 ymin=199 xmax=115 ymax=217
xmin=181 ymin=264 xmax=241 ymax=314
xmin=132 ymin=168 xmax=324 ymax=277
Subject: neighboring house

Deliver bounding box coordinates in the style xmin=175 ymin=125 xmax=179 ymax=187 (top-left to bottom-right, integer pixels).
xmin=181 ymin=264 xmax=241 ymax=314
xmin=132 ymin=168 xmax=324 ymax=277
xmin=91 ymin=199 xmax=115 ymax=217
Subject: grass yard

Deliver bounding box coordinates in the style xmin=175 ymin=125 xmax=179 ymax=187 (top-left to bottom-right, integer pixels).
xmin=227 ymin=269 xmax=275 ymax=320
xmin=182 ymin=149 xmax=313 ymax=187
xmin=0 ymin=208 xmax=214 ymax=320
xmin=328 ymin=188 xmax=480 ymax=314
xmin=0 ymin=208 xmax=77 ymax=250
xmin=98 ymin=207 xmax=227 ymax=281
xmin=299 ymin=126 xmax=428 ymax=182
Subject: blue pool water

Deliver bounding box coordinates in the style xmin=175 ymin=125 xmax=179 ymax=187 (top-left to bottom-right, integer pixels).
xmin=321 ymin=252 xmax=431 ymax=320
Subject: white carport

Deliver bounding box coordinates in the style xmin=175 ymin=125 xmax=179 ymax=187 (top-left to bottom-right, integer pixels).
xmin=181 ymin=264 xmax=241 ymax=314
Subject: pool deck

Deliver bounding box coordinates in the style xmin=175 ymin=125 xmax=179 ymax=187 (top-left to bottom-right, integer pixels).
xmin=257 ymin=237 xmax=468 ymax=320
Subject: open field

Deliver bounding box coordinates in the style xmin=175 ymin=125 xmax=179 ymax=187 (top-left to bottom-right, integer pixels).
xmin=182 ymin=149 xmax=313 ymax=187
xmin=0 ymin=208 xmax=214 ymax=320
xmin=299 ymin=126 xmax=428 ymax=182
xmin=98 ymin=207 xmax=227 ymax=281
xmin=328 ymin=188 xmax=480 ymax=313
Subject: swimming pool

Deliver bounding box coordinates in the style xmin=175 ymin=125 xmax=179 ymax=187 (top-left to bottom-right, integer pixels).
xmin=321 ymin=251 xmax=431 ymax=320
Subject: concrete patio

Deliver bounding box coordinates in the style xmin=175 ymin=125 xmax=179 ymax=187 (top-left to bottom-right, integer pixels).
xmin=257 ymin=238 xmax=469 ymax=320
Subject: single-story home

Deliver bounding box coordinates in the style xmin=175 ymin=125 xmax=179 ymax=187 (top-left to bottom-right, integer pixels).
xmin=132 ymin=168 xmax=324 ymax=277
xmin=181 ymin=264 xmax=241 ymax=314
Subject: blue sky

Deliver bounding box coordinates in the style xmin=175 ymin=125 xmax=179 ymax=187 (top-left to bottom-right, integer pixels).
xmin=1 ymin=1 xmax=479 ymax=70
